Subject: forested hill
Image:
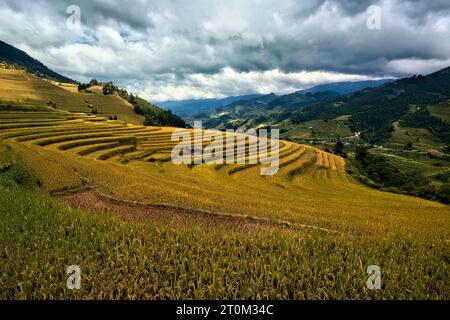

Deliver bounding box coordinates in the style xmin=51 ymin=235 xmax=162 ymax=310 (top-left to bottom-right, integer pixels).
xmin=290 ymin=67 xmax=450 ymax=143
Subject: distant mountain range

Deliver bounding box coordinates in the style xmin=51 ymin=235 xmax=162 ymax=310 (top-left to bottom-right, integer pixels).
xmin=201 ymin=91 xmax=339 ymax=130
xmin=156 ymin=94 xmax=262 ymax=116
xmin=202 ymin=67 xmax=450 ymax=147
xmin=157 ymin=79 xmax=394 ymax=118
xmin=0 ymin=40 xmax=76 ymax=84
xmin=200 ymin=80 xmax=394 ymax=131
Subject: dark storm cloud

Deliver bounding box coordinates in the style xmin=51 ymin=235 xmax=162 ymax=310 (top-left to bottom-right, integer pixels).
xmin=2 ymin=0 xmax=154 ymax=30
xmin=0 ymin=0 xmax=449 ymax=100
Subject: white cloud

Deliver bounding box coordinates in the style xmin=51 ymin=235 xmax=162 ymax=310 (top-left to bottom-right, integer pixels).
xmin=97 ymin=26 xmax=125 ymax=49
xmin=132 ymin=67 xmax=381 ymax=101
xmin=386 ymin=58 xmax=450 ymax=75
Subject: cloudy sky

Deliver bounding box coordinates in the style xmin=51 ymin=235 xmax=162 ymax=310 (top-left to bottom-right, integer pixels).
xmin=1 ymin=0 xmax=450 ymax=101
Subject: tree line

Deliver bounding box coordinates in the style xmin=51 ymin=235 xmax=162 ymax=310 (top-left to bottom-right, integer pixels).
xmin=78 ymin=79 xmax=186 ymax=128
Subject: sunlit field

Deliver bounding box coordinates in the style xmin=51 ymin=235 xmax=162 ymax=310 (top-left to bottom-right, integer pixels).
xmin=0 ymin=106 xmax=449 ymax=299
xmin=1 ymin=109 xmax=448 ymax=237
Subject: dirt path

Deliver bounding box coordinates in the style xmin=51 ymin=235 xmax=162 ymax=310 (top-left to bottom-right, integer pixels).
xmin=62 ymin=191 xmax=277 ymax=232
xmin=62 ymin=190 xmax=355 ymax=236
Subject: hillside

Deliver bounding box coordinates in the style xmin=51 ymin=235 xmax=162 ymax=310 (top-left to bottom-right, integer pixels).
xmin=0 ymin=64 xmax=187 ymax=127
xmin=1 ymin=109 xmax=449 ymax=299
xmin=0 ymin=108 xmax=447 ymax=237
xmin=290 ymin=67 xmax=450 ymax=145
xmin=0 ymin=65 xmax=145 ymax=125
xmin=299 ymin=79 xmax=394 ymax=95
xmin=0 ymin=41 xmax=187 ymax=128
xmin=202 ymin=91 xmax=338 ymax=130
xmin=0 ymin=40 xmax=75 ymax=83
xmin=201 ymin=80 xmax=392 ymax=132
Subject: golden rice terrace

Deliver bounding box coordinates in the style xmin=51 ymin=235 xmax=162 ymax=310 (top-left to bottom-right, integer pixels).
xmin=0 ymin=109 xmax=448 ymax=239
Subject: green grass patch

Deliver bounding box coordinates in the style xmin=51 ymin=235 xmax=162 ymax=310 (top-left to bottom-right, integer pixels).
xmin=0 ymin=143 xmax=35 ymax=189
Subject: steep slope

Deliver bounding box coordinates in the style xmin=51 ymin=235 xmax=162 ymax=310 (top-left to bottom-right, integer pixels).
xmin=0 ymin=42 xmax=186 ymax=128
xmin=0 ymin=40 xmax=75 ymax=83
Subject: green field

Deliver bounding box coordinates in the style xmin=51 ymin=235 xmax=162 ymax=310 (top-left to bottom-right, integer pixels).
xmin=387 ymin=121 xmax=447 ymax=152
xmin=281 ymin=119 xmax=353 ymax=141
xmin=428 ymin=100 xmax=450 ymax=123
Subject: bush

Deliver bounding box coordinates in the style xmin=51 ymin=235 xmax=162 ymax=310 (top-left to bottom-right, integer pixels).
xmin=333 ymin=140 xmax=347 ymax=158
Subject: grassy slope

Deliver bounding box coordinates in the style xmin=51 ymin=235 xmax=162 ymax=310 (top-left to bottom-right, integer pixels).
xmin=0 ymin=144 xmax=449 ymax=299
xmin=281 ymin=119 xmax=353 ymax=140
xmin=387 ymin=121 xmax=447 ymax=151
xmin=0 ymin=67 xmax=144 ymax=125
xmin=428 ymin=100 xmax=450 ymax=124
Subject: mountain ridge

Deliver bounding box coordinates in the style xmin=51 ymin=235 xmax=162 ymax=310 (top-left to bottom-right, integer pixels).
xmin=0 ymin=40 xmax=76 ymax=84
xmin=298 ymin=79 xmax=395 ymax=95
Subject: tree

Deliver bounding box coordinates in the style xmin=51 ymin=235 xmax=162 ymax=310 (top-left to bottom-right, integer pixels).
xmin=355 ymin=146 xmax=368 ymax=162
xmin=78 ymin=83 xmax=90 ymax=92
xmin=133 ymin=105 xmax=143 ymax=115
xmin=128 ymin=93 xmax=137 ymax=105
xmin=102 ymin=86 xmax=110 ymax=95
xmin=333 ymin=140 xmax=347 ymax=158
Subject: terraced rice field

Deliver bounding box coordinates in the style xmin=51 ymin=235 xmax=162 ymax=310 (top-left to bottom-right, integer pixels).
xmin=0 ymin=110 xmax=449 ymax=238
xmin=0 ymin=67 xmax=144 ymax=125
xmin=0 ymin=109 xmax=449 ymax=300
